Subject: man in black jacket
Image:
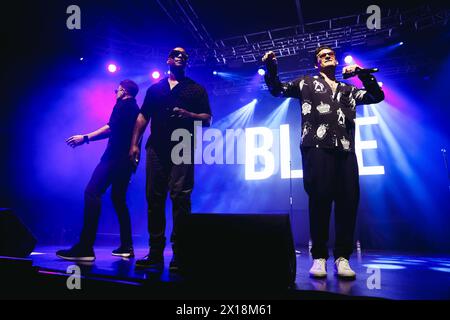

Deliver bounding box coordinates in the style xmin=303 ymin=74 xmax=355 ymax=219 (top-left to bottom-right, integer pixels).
xmin=57 ymin=79 xmax=140 ymax=261
xmin=263 ymin=46 xmax=384 ymax=278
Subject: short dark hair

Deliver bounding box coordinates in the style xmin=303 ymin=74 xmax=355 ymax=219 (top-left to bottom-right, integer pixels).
xmin=119 ymin=79 xmax=139 ymax=97
xmin=314 ymin=45 xmax=335 ymax=65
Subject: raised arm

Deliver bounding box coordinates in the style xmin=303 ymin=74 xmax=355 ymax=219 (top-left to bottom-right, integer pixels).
xmin=262 ymin=51 xmax=302 ymax=99
xmin=66 ymin=124 xmax=111 ymax=148
xmin=343 ymin=65 xmax=385 ymax=105
xmin=353 ymin=74 xmax=384 ymax=105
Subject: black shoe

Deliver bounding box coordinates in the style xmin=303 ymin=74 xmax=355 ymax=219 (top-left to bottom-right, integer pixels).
xmin=169 ymin=256 xmax=180 ymax=273
xmin=135 ymin=254 xmax=164 ymax=269
xmin=112 ymin=246 xmax=134 ymax=258
xmin=56 ymin=245 xmax=95 ymax=262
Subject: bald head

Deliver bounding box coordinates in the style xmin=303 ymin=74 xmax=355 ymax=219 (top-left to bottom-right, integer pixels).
xmin=173 ymin=47 xmax=186 ymax=53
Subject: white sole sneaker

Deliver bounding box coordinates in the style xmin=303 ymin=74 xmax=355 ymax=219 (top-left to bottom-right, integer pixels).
xmin=111 ymin=252 xmax=134 ymax=258
xmin=56 ymin=254 xmax=96 ymax=262
xmin=309 ymin=272 xmax=327 ymax=278
xmin=334 ymin=258 xmax=356 ymax=279
xmin=309 ymin=259 xmax=328 ymax=278
xmin=334 ymin=271 xmax=356 ymax=279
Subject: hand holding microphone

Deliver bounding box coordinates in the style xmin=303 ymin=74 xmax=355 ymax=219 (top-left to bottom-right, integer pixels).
xmin=342 ymin=64 xmax=379 ymax=79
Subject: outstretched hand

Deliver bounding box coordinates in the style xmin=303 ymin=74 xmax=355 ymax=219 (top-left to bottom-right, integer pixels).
xmin=262 ymin=51 xmax=277 ymax=64
xmin=66 ymin=135 xmax=85 ymax=148
xmin=342 ymin=64 xmax=362 ymax=75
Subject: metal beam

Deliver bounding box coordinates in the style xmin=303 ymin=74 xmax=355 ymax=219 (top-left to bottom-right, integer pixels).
xmin=295 ymin=0 xmax=304 ymax=27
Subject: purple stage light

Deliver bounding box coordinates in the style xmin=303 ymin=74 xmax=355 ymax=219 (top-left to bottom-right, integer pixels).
xmin=107 ymin=64 xmax=117 ymax=73
xmin=152 ymin=71 xmax=161 ymax=79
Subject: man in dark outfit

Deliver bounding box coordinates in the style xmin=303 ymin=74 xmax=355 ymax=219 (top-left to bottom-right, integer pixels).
xmin=263 ymin=46 xmax=384 ymax=278
xmin=129 ymin=47 xmax=212 ymax=272
xmin=57 ymin=79 xmax=140 ymax=261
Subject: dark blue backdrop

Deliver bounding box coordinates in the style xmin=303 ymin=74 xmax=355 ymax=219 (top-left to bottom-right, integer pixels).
xmin=5 ymin=55 xmax=450 ymax=253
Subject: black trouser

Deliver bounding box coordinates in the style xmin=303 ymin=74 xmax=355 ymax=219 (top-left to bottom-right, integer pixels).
xmin=301 ymin=147 xmax=360 ymax=260
xmin=145 ymin=146 xmax=194 ymax=256
xmin=79 ymin=158 xmax=134 ymax=249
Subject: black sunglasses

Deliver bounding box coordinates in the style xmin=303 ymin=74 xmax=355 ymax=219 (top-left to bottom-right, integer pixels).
xmin=169 ymin=50 xmax=189 ymax=60
xmin=318 ymin=51 xmax=335 ymax=59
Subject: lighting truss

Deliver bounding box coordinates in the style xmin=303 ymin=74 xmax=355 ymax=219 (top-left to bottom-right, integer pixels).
xmin=211 ymin=4 xmax=449 ymax=65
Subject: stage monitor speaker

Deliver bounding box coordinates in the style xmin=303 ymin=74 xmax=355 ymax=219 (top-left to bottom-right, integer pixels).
xmin=0 ymin=208 xmax=37 ymax=258
xmin=178 ymin=213 xmax=296 ymax=289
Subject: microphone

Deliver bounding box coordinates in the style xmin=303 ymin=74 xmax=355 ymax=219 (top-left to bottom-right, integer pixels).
xmin=343 ymin=67 xmax=379 ymax=79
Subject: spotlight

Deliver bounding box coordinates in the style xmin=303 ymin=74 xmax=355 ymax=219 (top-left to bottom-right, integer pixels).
xmin=257 ymin=68 xmax=266 ymax=76
xmin=152 ymin=71 xmax=161 ymax=80
xmin=399 ymin=41 xmax=404 ymax=46
xmin=344 ymin=55 xmax=353 ymax=64
xmin=213 ymin=71 xmax=218 ymax=75
xmin=80 ymin=57 xmax=84 ymax=61
xmin=253 ymin=98 xmax=258 ymax=103
xmin=378 ymin=82 xmax=383 ymax=87
xmin=107 ymin=64 xmax=117 ymax=73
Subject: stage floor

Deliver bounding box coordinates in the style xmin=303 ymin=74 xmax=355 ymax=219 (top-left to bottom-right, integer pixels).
xmin=28 ymin=246 xmax=450 ymax=300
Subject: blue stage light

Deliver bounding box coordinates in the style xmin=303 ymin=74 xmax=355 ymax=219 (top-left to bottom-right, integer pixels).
xmin=344 ymin=55 xmax=353 ymax=64
xmin=363 ymin=264 xmax=406 ymax=270
xmin=258 ymin=68 xmax=266 ymax=76
xmin=430 ymin=267 xmax=450 ymax=273
xmin=213 ymin=71 xmax=218 ymax=75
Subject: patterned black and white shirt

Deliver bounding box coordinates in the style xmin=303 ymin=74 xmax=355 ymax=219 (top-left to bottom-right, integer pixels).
xmin=265 ymin=70 xmax=384 ymax=152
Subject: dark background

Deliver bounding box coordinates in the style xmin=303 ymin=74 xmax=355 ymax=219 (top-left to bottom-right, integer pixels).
xmin=1 ymin=1 xmax=449 ymax=252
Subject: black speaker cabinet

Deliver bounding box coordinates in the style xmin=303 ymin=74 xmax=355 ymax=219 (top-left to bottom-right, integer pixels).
xmin=0 ymin=208 xmax=37 ymax=258
xmin=177 ymin=213 xmax=296 ymax=289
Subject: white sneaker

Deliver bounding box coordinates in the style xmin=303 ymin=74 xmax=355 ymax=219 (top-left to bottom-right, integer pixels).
xmin=334 ymin=257 xmax=356 ymax=278
xmin=309 ymin=259 xmax=327 ymax=278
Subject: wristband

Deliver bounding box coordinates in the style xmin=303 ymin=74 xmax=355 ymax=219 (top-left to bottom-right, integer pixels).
xmin=83 ymin=135 xmax=89 ymax=144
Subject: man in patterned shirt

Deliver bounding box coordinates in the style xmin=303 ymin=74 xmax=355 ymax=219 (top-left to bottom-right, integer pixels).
xmin=263 ymin=46 xmax=384 ymax=278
